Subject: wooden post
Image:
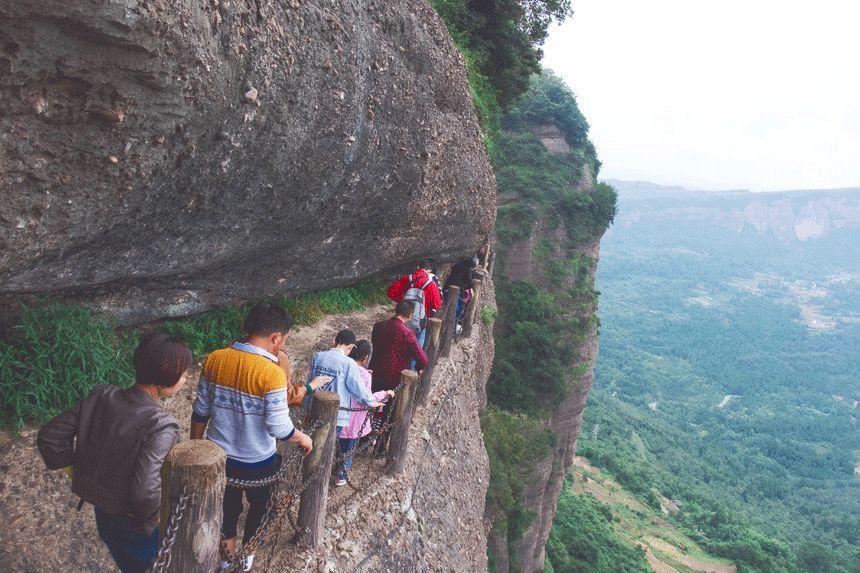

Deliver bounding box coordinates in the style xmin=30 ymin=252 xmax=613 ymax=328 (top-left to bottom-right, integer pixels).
xmin=160 ymin=440 xmax=226 ymax=573
xmin=386 ymin=370 xmax=420 ymax=475
xmin=416 ymin=317 xmax=443 ymax=406
xmin=462 ymin=278 xmax=483 ymax=338
xmin=296 ymin=390 xmax=339 ymax=548
xmin=438 ymin=285 xmax=459 ymax=358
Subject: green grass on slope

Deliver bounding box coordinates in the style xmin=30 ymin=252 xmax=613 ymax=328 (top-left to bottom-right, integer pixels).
xmin=0 ymin=281 xmax=388 ymax=428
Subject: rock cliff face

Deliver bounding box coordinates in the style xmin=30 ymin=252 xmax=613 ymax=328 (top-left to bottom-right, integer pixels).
xmin=608 ymin=180 xmax=860 ymax=243
xmin=490 ymin=125 xmax=606 ymax=572
xmin=0 ymin=0 xmax=495 ymax=324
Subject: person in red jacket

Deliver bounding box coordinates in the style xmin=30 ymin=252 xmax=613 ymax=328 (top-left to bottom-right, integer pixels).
xmin=386 ymin=259 xmax=443 ymax=318
xmin=369 ymin=301 xmax=429 ymax=392
xmin=386 ymin=259 xmax=443 ymax=351
xmin=369 ymin=300 xmax=429 ymax=456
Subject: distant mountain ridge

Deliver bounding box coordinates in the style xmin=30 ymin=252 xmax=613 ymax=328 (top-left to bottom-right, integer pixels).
xmin=605 ymin=179 xmax=860 ymax=243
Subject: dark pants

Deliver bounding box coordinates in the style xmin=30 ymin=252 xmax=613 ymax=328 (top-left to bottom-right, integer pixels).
xmin=222 ymin=455 xmax=279 ymax=543
xmin=94 ymin=507 xmax=158 ymax=573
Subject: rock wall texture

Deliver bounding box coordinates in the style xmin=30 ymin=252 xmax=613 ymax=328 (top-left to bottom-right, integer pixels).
xmin=489 ymin=124 xmax=606 ymax=572
xmin=0 ymin=284 xmax=496 ymax=571
xmin=0 ymin=0 xmax=495 ymax=324
xmin=508 ymin=243 xmax=600 ymax=572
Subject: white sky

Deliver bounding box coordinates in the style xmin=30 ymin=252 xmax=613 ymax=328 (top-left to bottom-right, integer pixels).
xmin=542 ymin=0 xmax=860 ymax=191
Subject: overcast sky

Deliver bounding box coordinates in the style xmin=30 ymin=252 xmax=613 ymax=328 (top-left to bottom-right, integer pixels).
xmin=542 ymin=0 xmax=860 ymax=191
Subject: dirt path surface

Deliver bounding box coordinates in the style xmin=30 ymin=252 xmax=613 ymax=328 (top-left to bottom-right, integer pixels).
xmin=0 ymin=282 xmax=497 ymax=573
xmin=0 ymin=305 xmax=389 ymax=572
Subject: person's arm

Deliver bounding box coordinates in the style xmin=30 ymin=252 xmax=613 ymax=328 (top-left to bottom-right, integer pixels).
xmin=190 ymin=372 xmax=212 ymax=440
xmin=408 ymin=330 xmax=429 ymax=371
xmin=285 ymin=429 xmax=313 ymax=455
xmin=286 ymin=383 xmax=307 ymax=405
xmin=129 ymin=425 xmax=180 ymax=534
xmin=344 ymin=361 xmax=379 ymax=407
xmin=37 ymin=400 xmax=84 ymax=470
xmin=386 ymin=276 xmax=406 ymax=302
xmin=426 ymin=282 xmax=443 ymax=316
xmin=371 ymin=390 xmax=394 ymax=403
xmin=277 ymin=350 xmax=293 ymax=385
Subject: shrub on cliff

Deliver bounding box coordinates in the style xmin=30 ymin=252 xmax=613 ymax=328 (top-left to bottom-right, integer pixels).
xmin=482 ymin=407 xmax=556 ymax=563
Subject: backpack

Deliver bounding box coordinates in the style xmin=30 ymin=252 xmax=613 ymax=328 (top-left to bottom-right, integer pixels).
xmin=403 ymin=274 xmax=432 ymax=333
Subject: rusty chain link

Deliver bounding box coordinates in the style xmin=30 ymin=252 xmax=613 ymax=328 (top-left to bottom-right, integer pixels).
xmin=220 ymin=419 xmax=324 ymax=571
xmin=147 ymin=485 xmax=191 ymax=573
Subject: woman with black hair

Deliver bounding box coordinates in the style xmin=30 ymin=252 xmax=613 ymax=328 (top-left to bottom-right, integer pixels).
xmin=37 ymin=333 xmax=193 ymax=573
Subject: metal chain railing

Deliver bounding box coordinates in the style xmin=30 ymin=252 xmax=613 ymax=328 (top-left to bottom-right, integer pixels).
xmin=206 ymin=275 xmax=486 ymax=570
xmin=220 ymin=419 xmax=324 ymax=572
xmin=147 ymin=485 xmax=191 ymax=573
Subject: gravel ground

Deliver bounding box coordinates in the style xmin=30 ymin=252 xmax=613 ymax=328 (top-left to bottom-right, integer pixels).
xmin=0 ymin=284 xmax=496 ymax=572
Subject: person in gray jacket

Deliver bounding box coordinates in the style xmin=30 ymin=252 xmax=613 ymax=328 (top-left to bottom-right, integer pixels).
xmin=37 ymin=333 xmax=192 ymax=573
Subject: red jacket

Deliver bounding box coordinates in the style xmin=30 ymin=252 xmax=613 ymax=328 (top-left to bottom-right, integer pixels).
xmin=369 ymin=317 xmax=428 ymax=391
xmin=386 ymin=269 xmax=442 ymax=317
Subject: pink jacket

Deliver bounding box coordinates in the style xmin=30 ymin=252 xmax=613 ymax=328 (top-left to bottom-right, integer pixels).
xmin=340 ymin=366 xmax=388 ymax=439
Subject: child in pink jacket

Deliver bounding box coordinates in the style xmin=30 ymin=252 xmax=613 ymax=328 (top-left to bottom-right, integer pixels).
xmin=336 ymin=340 xmax=393 ymax=486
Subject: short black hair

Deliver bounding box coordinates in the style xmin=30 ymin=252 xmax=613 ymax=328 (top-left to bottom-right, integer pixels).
xmin=334 ymin=329 xmax=357 ymax=346
xmin=418 ymin=258 xmax=434 ymax=270
xmin=395 ymin=300 xmax=414 ymax=318
xmin=348 ymin=339 xmax=372 ymax=362
xmin=242 ymin=303 xmax=293 ymax=337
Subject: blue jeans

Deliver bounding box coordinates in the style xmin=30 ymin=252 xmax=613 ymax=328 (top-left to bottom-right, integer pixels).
xmin=410 ymin=327 xmax=427 ymax=370
xmin=337 ymin=427 xmax=357 ymax=479
xmin=94 ymin=507 xmax=158 ymax=573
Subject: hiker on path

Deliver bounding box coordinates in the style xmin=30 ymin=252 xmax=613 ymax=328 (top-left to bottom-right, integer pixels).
xmin=386 ymin=259 xmax=443 ymax=349
xmin=334 ymin=340 xmax=393 ymax=486
xmin=444 ymin=255 xmax=485 ymax=324
xmin=305 ymin=328 xmax=386 ymax=447
xmin=37 ymin=333 xmax=193 ymax=573
xmin=369 ymin=301 xmax=429 ymax=392
xmin=190 ymin=303 xmax=314 ymax=573
xmin=276 ymin=347 xmax=331 ymax=404
xmin=369 ymin=301 xmax=428 ymax=454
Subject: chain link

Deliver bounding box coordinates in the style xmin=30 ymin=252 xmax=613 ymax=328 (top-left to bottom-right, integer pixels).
xmin=220 ymin=419 xmax=325 ymax=571
xmin=147 ymin=485 xmax=191 ymax=573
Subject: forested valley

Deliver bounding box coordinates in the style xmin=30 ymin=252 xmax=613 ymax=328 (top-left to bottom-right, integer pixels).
xmin=570 ymin=182 xmax=860 ymax=572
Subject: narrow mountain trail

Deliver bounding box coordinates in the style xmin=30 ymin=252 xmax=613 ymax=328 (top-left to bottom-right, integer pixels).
xmin=0 ymin=305 xmax=390 ymax=572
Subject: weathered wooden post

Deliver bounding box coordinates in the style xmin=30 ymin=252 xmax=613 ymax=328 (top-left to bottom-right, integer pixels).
xmin=416 ymin=317 xmax=442 ymax=406
xmin=386 ymin=370 xmax=420 ymax=475
xmin=462 ymin=278 xmax=483 ymax=338
xmin=296 ymin=390 xmax=340 ymax=548
xmin=438 ymin=285 xmax=460 ymax=358
xmin=159 ymin=440 xmax=226 ymax=573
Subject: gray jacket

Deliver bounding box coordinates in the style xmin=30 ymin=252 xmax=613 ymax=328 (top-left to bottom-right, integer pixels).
xmin=37 ymin=384 xmax=180 ymax=534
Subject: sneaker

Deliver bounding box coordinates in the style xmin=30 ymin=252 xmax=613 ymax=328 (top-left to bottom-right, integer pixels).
xmin=335 ymin=478 xmax=347 ymax=487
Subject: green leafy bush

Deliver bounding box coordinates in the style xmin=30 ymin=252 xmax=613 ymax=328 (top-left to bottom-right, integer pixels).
xmin=504 ymin=71 xmax=592 ymax=148
xmin=0 ymin=304 xmax=134 ymax=428
xmin=481 ymin=305 xmax=499 ymax=325
xmin=159 ymin=280 xmax=388 ymax=358
xmin=1 ymin=280 xmax=389 ymax=428
xmin=429 ymin=0 xmax=573 ymax=109
xmin=546 ymin=481 xmax=650 ymax=572
xmin=482 ymin=406 xmax=556 ymax=559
